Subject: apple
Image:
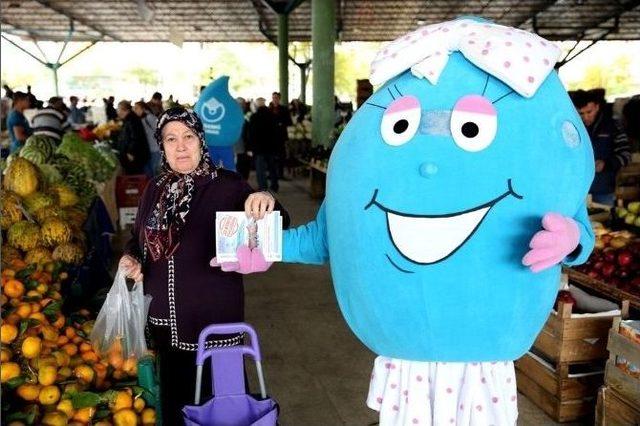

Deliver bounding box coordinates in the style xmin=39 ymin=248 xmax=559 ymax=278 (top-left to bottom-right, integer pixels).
xmin=588 ymin=270 xmax=601 ymax=279
xmin=625 ymin=214 xmax=637 ymax=225
xmin=628 ymin=201 xmax=640 ymax=214
xmin=618 ymin=250 xmax=634 ymax=267
xmin=617 ymin=268 xmax=631 ymax=280
xmin=602 ymin=263 xmax=616 ymax=277
xmin=604 ymin=250 xmax=616 ymax=263
xmin=610 ymin=237 xmax=629 ymax=249
xmin=634 ymin=217 xmax=640 ymax=228
xmin=601 ymin=234 xmax=613 ymax=245
xmin=593 ymin=261 xmax=605 ymax=270
xmin=617 ymin=207 xmax=629 ymax=218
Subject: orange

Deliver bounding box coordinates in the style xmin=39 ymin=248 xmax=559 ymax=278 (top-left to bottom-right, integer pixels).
xmin=123 ymin=357 xmax=137 ymax=376
xmin=36 ymin=283 xmax=48 ymax=294
xmin=113 ymin=408 xmax=138 ymax=426
xmin=16 ymin=383 xmax=41 ymax=401
xmin=133 ymin=397 xmax=146 ymax=413
xmin=93 ymin=362 xmax=108 ymax=379
xmin=79 ymin=342 xmax=92 ymax=353
xmin=41 ymin=411 xmax=68 ymax=426
xmin=2 ymin=268 xmax=16 ymax=278
xmin=109 ymin=353 xmax=124 ymax=370
xmin=57 ymin=335 xmax=70 ymax=346
xmin=1 ymin=347 xmax=12 ymax=362
xmin=0 ymin=294 xmax=7 ymax=305
xmin=22 ymin=336 xmax=42 ymax=359
xmin=56 ymin=366 xmax=72 ymax=381
xmin=1 ymin=323 xmax=18 ymax=344
xmin=30 ymin=302 xmax=41 ymax=313
xmin=141 ymin=408 xmax=156 ymax=425
xmin=38 ymin=365 xmax=58 ymax=386
xmin=62 ymin=343 xmax=78 ymax=356
xmin=64 ymin=327 xmax=76 ymax=339
xmin=41 ymin=325 xmax=59 ymax=342
xmin=52 ymin=350 xmax=70 ymax=367
xmin=1 ymin=361 xmax=20 ymax=382
xmin=72 ymin=407 xmax=95 ymax=423
xmin=56 ymin=398 xmax=75 ymax=417
xmin=39 ymin=384 xmax=61 ymax=405
xmin=4 ymin=279 xmax=24 ymax=298
xmin=28 ymin=312 xmax=46 ymax=323
xmin=111 ymin=389 xmax=133 ymax=412
xmin=15 ymin=303 xmax=32 ymax=319
xmin=112 ymin=369 xmax=127 ymax=380
xmin=25 ymin=290 xmax=41 ymax=299
xmin=4 ymin=313 xmax=21 ymax=326
xmin=81 ymin=350 xmax=99 ymax=363
xmin=72 ymin=336 xmax=83 ymax=345
xmin=52 ymin=313 xmax=65 ymax=329
xmin=74 ymin=364 xmax=95 ymax=383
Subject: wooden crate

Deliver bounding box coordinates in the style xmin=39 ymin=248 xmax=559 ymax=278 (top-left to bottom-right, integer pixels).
xmin=595 ymin=386 xmax=640 ymax=426
xmin=532 ymin=300 xmax=629 ymax=364
xmin=604 ymin=317 xmax=640 ymax=408
xmin=566 ymin=268 xmax=640 ymax=311
xmin=515 ymin=352 xmax=603 ymax=422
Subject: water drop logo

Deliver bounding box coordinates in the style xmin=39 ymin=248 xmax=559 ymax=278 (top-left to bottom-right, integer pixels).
xmin=201 ymin=97 xmax=226 ymax=124
xmin=194 ymin=76 xmax=243 ymax=148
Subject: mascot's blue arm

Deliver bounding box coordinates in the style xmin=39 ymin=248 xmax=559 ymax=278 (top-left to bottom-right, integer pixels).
xmin=282 ymin=201 xmax=329 ymax=265
xmin=563 ymin=201 xmax=595 ymax=266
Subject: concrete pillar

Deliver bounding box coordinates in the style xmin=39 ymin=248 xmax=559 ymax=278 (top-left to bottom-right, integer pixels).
xmin=278 ymin=14 xmax=289 ymax=104
xmin=312 ymin=0 xmax=335 ymax=147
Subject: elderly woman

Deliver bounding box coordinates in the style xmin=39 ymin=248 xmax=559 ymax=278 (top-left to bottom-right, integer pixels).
xmin=119 ymin=107 xmax=289 ymax=423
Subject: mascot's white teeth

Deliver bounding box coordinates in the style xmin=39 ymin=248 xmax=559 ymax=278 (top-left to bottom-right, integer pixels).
xmin=386 ymin=206 xmax=491 ymax=264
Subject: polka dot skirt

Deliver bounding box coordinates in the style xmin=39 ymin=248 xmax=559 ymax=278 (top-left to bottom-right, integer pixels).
xmin=366 ymin=356 xmax=518 ymax=426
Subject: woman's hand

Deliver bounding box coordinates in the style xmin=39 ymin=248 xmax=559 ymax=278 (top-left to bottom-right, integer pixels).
xmin=119 ymin=255 xmax=143 ymax=282
xmin=244 ymin=191 xmax=275 ymax=220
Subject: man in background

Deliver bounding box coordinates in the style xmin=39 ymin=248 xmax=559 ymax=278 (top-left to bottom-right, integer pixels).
xmin=68 ymin=96 xmax=86 ymax=126
xmin=134 ymin=100 xmax=161 ymax=176
xmin=117 ymin=100 xmax=149 ymax=175
xmin=248 ymin=97 xmax=280 ymax=192
xmin=6 ymin=91 xmax=32 ymax=152
xmin=269 ymin=91 xmax=292 ymax=179
xmin=147 ymin=92 xmax=164 ymax=117
xmin=573 ymin=89 xmax=631 ymax=206
xmin=32 ymin=96 xmax=70 ymax=141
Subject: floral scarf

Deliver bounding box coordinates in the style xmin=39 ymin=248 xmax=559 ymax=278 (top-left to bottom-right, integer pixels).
xmin=144 ymin=107 xmax=216 ymax=261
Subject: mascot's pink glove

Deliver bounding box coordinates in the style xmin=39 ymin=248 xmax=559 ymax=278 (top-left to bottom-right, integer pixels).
xmin=522 ymin=213 xmax=580 ymax=273
xmin=210 ymin=245 xmax=272 ymax=274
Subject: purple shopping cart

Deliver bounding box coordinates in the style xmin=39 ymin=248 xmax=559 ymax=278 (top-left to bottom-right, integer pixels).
xmin=182 ymin=323 xmax=278 ymax=426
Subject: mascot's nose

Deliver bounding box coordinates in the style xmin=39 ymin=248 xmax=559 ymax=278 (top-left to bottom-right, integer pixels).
xmin=419 ymin=162 xmax=438 ymax=178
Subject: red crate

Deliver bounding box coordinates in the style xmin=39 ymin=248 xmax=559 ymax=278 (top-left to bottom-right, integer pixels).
xmin=116 ymin=175 xmax=149 ymax=208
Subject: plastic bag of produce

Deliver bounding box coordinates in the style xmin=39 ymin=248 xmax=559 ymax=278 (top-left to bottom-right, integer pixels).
xmin=90 ymin=267 xmax=151 ymax=360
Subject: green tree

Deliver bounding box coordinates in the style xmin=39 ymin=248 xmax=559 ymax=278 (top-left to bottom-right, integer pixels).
xmin=129 ymin=66 xmax=160 ymax=87
xmin=333 ymin=43 xmax=381 ymax=102
xmin=567 ymin=55 xmax=633 ymax=97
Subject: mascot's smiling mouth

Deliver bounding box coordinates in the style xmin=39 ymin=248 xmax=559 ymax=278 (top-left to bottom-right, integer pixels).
xmin=364 ymin=179 xmax=523 ymax=267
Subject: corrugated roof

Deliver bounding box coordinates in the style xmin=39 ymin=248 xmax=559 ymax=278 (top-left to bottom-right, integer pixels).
xmin=1 ymin=0 xmax=638 ymax=43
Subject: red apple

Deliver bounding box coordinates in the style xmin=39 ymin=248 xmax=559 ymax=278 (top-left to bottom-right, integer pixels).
xmin=604 ymin=250 xmax=617 ymax=263
xmin=588 ymin=270 xmax=601 ymax=279
xmin=594 ymin=261 xmax=605 ymax=271
xmin=618 ymin=250 xmax=634 ymax=267
xmin=602 ymin=263 xmax=616 ymax=277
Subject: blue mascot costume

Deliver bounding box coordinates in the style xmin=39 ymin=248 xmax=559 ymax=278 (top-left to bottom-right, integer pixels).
xmin=195 ymin=76 xmax=244 ymax=171
xmin=282 ymin=18 xmax=594 ymax=425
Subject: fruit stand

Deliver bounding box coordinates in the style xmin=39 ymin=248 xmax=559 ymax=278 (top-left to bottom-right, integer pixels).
xmin=1 ymin=130 xmax=157 ymax=425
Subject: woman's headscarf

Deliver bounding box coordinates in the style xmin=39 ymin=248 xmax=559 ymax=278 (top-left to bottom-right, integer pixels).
xmin=144 ymin=107 xmax=216 ymax=261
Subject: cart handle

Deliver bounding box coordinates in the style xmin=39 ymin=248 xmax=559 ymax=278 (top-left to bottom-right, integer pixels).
xmin=196 ymin=322 xmax=262 ymax=364
xmin=193 ymin=322 xmax=267 ymax=404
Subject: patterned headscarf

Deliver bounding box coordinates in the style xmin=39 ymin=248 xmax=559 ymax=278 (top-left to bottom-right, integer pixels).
xmin=144 ymin=107 xmax=217 ymax=261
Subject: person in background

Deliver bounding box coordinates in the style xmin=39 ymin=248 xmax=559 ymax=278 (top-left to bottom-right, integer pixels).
xmin=31 ymin=96 xmax=69 ymax=141
xmin=134 ymin=100 xmax=161 ymax=177
xmin=147 ymin=92 xmax=164 ymax=117
xmin=104 ymin=96 xmax=117 ymax=121
xmin=269 ymin=92 xmax=292 ymax=179
xmin=622 ymin=96 xmax=640 ymax=152
xmin=234 ymin=97 xmax=252 ymax=180
xmin=573 ymin=89 xmax=631 ymax=206
xmin=68 ymin=96 xmax=86 ymax=126
xmin=117 ymin=100 xmax=150 ymax=175
xmin=119 ymin=106 xmax=289 ymax=424
xmin=6 ymin=91 xmax=32 ymax=152
xmin=248 ymin=97 xmax=280 ymax=192
xmin=26 ymin=85 xmax=39 ymax=108
xmin=1 ymin=85 xmax=12 ymax=132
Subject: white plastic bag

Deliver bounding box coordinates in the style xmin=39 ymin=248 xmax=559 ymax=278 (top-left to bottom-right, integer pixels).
xmin=90 ymin=267 xmax=152 ymax=360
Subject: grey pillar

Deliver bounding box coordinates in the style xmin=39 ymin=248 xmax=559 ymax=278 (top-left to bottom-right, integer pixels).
xmin=278 ymin=14 xmax=289 ymax=104
xmin=312 ymin=0 xmax=335 ymax=147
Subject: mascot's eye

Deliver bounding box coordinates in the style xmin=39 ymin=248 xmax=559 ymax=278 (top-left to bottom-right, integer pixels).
xmin=381 ymin=95 xmax=421 ymax=146
xmin=450 ymin=95 xmax=497 ymax=152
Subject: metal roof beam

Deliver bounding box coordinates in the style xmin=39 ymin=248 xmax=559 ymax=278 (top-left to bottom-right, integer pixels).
xmin=33 ymin=0 xmax=122 ymax=41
